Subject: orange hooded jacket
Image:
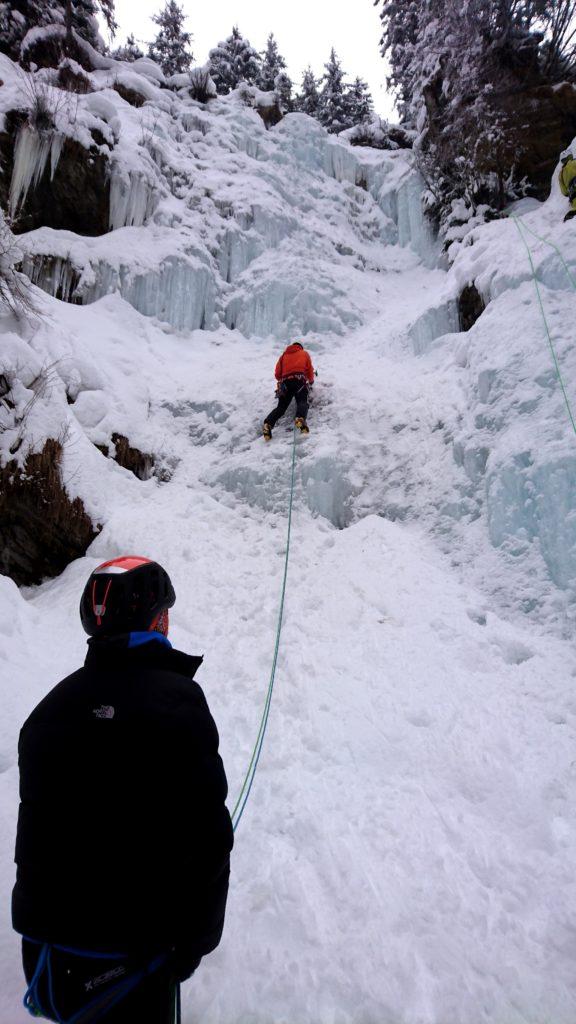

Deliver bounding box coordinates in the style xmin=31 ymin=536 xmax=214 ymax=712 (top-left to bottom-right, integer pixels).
xmin=275 ymin=343 xmax=315 ymax=384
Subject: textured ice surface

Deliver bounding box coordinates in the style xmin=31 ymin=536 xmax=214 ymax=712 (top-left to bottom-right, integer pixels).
xmin=300 ymin=455 xmax=356 ymax=528
xmin=12 ymin=85 xmax=433 ymax=339
xmin=487 ymin=454 xmax=576 ymax=590
xmin=409 ymin=300 xmax=459 ymax=355
xmin=83 ymin=256 xmax=218 ymax=331
xmin=108 ymin=168 xmax=159 ymax=231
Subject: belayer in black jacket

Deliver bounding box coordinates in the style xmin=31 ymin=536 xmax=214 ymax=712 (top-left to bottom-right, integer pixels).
xmin=13 ymin=555 xmax=234 ymax=1024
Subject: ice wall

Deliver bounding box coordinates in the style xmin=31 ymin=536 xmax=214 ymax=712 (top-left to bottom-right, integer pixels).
xmin=486 ymin=454 xmax=576 ymax=591
xmin=409 ymin=301 xmax=459 ymax=355
xmin=446 ymin=201 xmax=576 ymax=608
xmin=21 ymin=253 xmax=80 ymax=303
xmin=13 ymin=82 xmax=440 ymax=339
xmin=109 ymin=169 xmax=159 ymax=231
xmin=82 ymin=256 xmax=218 ymax=331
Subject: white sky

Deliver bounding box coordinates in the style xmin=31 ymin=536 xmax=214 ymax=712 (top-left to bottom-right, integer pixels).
xmin=108 ymin=0 xmax=396 ymax=119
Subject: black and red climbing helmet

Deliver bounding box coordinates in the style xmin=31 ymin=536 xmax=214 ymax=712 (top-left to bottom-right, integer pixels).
xmin=80 ymin=556 xmax=176 ymax=637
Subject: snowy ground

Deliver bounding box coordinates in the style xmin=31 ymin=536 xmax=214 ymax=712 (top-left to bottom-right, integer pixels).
xmin=2 ymin=54 xmax=576 ymax=1024
xmin=2 ymin=278 xmax=576 ymax=1023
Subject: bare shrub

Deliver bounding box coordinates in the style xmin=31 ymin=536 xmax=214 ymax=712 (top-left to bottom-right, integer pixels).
xmin=1 ymin=360 xmax=61 ymax=454
xmin=0 ymin=212 xmax=37 ymax=318
xmin=17 ymin=67 xmax=79 ymax=133
xmin=188 ymin=66 xmax=217 ymax=103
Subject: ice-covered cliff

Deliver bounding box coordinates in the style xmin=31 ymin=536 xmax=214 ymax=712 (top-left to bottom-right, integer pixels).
xmin=0 ymin=54 xmax=436 ymax=340
xmin=1 ymin=51 xmax=576 ymax=1024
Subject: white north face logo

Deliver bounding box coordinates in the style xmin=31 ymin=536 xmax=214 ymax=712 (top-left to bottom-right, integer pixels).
xmin=92 ymin=705 xmax=115 ymax=720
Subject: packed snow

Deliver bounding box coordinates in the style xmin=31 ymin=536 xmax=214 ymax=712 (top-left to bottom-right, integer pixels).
xmin=1 ymin=52 xmax=576 ymax=1024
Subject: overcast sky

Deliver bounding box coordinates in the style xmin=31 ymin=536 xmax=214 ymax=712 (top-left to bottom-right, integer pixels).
xmin=109 ymin=0 xmax=396 ymax=119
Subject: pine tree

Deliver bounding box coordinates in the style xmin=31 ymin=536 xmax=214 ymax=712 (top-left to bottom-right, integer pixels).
xmin=0 ymin=0 xmax=116 ymax=61
xmin=208 ymin=25 xmax=261 ymax=94
xmin=112 ymin=32 xmax=143 ymax=62
xmin=346 ymin=76 xmax=374 ymax=125
xmin=319 ymin=48 xmax=350 ymax=133
xmin=377 ymin=0 xmax=421 ymax=120
xmin=295 ymin=66 xmax=321 ymax=117
xmin=376 ymin=0 xmax=543 ymax=238
xmin=148 ymin=0 xmax=192 ymax=76
xmin=274 ymin=70 xmax=293 ymax=111
xmin=258 ymin=32 xmax=286 ymax=91
xmin=64 ymin=0 xmax=116 ymax=50
xmin=0 ymin=0 xmax=52 ymax=61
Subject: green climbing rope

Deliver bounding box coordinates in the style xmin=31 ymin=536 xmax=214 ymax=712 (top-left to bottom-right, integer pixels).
xmin=510 ymin=213 xmax=576 ymax=439
xmin=231 ymin=426 xmax=298 ymax=832
xmin=510 ymin=213 xmax=576 ymax=291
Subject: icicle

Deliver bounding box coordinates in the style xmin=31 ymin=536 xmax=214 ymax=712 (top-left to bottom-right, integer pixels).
xmin=108 ymin=170 xmax=159 ymax=231
xmin=20 ymin=254 xmax=80 ymax=303
xmin=9 ymin=126 xmax=64 ymax=218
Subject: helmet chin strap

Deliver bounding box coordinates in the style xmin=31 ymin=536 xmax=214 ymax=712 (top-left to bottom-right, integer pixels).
xmin=149 ymin=609 xmax=169 ymax=636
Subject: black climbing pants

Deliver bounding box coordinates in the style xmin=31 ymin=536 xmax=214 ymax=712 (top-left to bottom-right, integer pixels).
xmin=266 ymin=378 xmax=309 ymax=428
xmin=22 ymin=938 xmax=179 ymax=1024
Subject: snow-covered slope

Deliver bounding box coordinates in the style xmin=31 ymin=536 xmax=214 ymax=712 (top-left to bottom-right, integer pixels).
xmin=1 ymin=55 xmax=576 ymax=1024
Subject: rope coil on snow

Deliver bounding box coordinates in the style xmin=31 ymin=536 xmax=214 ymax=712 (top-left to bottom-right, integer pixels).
xmin=231 ymin=426 xmax=298 ymax=832
xmin=510 ymin=214 xmax=576 ymax=439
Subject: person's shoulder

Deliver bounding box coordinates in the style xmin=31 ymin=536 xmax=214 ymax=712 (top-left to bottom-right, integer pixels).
xmin=19 ymin=665 xmax=88 ymax=736
xmin=143 ymin=650 xmax=215 ymax=720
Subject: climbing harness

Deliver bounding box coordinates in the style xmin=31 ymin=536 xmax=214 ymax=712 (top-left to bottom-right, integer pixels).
xmin=22 ymin=938 xmax=171 ymax=1024
xmin=510 ymin=213 xmax=576 ymax=439
xmin=231 ymin=426 xmax=298 ymax=832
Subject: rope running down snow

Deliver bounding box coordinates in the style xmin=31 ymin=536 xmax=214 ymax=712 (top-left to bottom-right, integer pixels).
xmin=230 ymin=426 xmax=298 ymax=832
xmin=510 ymin=214 xmax=576 ymax=439
xmin=511 ymin=214 xmax=576 ymax=291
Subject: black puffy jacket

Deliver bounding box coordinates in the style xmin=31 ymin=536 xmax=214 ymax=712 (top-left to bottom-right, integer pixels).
xmin=12 ymin=636 xmax=233 ymax=964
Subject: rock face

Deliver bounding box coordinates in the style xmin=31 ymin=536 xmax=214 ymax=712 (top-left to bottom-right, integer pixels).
xmin=458 ymin=283 xmax=485 ymax=332
xmin=0 ymin=439 xmax=99 ymax=586
xmin=1 ymin=122 xmax=111 ymax=235
xmin=498 ymin=82 xmax=576 ymax=199
xmin=112 ymin=82 xmax=146 ymax=108
xmin=98 ymin=434 xmax=154 ymax=480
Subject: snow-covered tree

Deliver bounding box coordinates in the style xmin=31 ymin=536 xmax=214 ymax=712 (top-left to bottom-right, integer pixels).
xmin=148 ymin=0 xmax=192 ymax=75
xmin=208 ymin=26 xmax=261 ymax=94
xmin=274 ymin=69 xmax=293 ymax=112
xmin=295 ymin=66 xmax=321 ymax=116
xmin=377 ymin=0 xmax=539 ymax=238
xmin=318 ymin=48 xmax=351 ymax=133
xmin=258 ymin=32 xmax=287 ymax=90
xmin=0 ymin=0 xmax=116 ymax=61
xmin=347 ymin=76 xmax=374 ymax=125
xmin=377 ymin=0 xmax=421 ymax=120
xmin=112 ymin=32 xmax=143 ymax=62
xmin=71 ymin=0 xmax=116 ymax=44
xmin=0 ymin=0 xmax=51 ymax=60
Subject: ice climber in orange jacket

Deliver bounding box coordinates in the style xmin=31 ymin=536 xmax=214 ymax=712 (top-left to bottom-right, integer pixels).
xmin=263 ymin=342 xmax=315 ymax=441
